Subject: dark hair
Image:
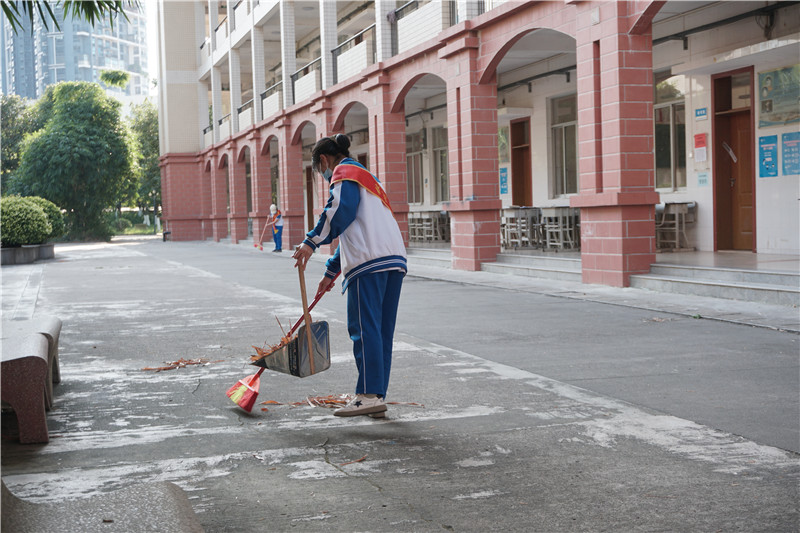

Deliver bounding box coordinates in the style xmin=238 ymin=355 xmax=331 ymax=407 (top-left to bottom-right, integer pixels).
xmin=311 ymin=133 xmax=351 ymax=172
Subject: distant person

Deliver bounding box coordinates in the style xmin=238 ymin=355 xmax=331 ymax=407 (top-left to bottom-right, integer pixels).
xmin=264 ymin=204 xmax=283 ymax=252
xmin=293 ymin=134 xmax=406 ymax=417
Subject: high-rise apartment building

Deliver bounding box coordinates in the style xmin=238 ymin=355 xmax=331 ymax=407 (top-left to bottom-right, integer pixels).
xmin=1 ymin=4 xmax=150 ymax=102
xmin=157 ymin=1 xmax=800 ymax=288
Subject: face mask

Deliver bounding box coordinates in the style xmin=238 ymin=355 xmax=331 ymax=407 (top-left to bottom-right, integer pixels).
xmin=323 ymin=168 xmax=333 ymax=181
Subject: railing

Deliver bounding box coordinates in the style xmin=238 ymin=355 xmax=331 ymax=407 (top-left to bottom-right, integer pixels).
xmin=261 ymin=81 xmax=283 ymax=119
xmin=332 ymin=24 xmax=376 ymax=85
xmin=237 ymin=99 xmax=254 ymax=130
xmin=200 ymin=37 xmax=211 ymax=60
xmin=233 ymin=0 xmax=248 ymax=33
xmin=215 ymin=16 xmax=228 ymax=45
xmin=218 ymin=113 xmax=231 ymax=139
xmin=395 ymin=0 xmax=456 ymax=54
xmin=290 ymin=57 xmax=321 ymax=105
xmin=203 ymin=124 xmax=214 ymax=134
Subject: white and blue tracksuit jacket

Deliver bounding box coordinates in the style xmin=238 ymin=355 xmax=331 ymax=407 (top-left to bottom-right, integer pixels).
xmin=301 ymin=158 xmax=407 ymax=291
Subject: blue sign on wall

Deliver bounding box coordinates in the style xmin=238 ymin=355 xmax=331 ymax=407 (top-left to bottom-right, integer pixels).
xmin=759 ymin=135 xmax=779 ymax=178
xmin=782 ymin=131 xmax=800 ymax=176
xmin=499 ymin=167 xmax=508 ymax=194
xmin=695 ymin=108 xmax=708 ymax=121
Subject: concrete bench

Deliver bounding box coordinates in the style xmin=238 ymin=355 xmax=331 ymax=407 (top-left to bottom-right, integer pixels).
xmin=1 ymin=333 xmax=50 ymax=444
xmin=2 ymin=480 xmax=205 ymax=532
xmin=2 ymin=316 xmax=62 ymax=410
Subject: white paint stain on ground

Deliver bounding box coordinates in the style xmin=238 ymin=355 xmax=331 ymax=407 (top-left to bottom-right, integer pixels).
xmin=453 ymin=489 xmax=503 ymax=500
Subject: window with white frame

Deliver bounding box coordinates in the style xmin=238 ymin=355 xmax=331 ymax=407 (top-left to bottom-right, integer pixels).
xmin=654 ymin=71 xmax=687 ymax=190
xmin=431 ymin=126 xmax=449 ymax=203
xmin=406 ymin=131 xmax=425 ymax=204
xmin=551 ymin=94 xmax=578 ymax=197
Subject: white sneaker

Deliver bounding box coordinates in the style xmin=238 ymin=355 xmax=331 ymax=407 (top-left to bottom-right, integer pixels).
xmin=334 ymin=394 xmax=387 ymax=417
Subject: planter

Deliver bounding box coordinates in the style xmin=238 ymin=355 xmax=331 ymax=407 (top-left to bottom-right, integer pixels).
xmin=17 ymin=244 xmax=39 ymax=264
xmin=1 ymin=247 xmax=16 ymax=265
xmin=38 ymin=242 xmax=55 ymax=260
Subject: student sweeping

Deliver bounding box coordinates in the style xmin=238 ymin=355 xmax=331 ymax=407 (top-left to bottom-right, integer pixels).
xmin=264 ymin=204 xmax=283 ymax=252
xmin=293 ymin=134 xmax=407 ymax=417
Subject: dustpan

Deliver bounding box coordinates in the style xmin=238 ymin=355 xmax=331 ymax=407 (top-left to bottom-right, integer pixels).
xmin=251 ymin=320 xmax=330 ymax=377
xmin=250 ymin=267 xmax=337 ymax=378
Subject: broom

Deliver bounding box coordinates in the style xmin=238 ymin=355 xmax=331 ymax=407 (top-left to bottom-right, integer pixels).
xmin=254 ymin=218 xmax=271 ymax=251
xmin=227 ymin=270 xmax=340 ymax=410
xmin=226 ymin=367 xmax=265 ymax=412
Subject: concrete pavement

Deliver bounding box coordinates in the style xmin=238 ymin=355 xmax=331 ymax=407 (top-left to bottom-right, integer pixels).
xmin=2 ymin=236 xmax=798 ymax=532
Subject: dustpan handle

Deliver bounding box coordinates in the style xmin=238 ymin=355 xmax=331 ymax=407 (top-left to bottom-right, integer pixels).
xmin=298 ymin=264 xmax=316 ymax=374
xmin=287 ymin=272 xmax=340 ymax=337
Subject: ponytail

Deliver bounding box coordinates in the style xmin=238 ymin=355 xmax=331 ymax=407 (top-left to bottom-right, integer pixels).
xmin=311 ymin=133 xmax=351 ymax=172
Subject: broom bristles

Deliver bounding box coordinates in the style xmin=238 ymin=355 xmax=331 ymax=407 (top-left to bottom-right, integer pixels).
xmin=226 ymin=377 xmax=259 ymax=412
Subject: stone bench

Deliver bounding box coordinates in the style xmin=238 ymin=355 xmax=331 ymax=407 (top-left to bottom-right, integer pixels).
xmin=2 ymin=316 xmax=62 ymax=410
xmin=2 ymin=480 xmax=205 ymax=532
xmin=1 ymin=333 xmax=50 ymax=444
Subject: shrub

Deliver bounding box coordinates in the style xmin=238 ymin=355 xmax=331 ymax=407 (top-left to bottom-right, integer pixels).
xmin=1 ymin=196 xmax=51 ymax=247
xmin=116 ymin=218 xmax=133 ymax=231
xmin=24 ymin=196 xmax=65 ymax=240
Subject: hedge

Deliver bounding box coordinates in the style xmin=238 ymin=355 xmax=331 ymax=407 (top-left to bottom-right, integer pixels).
xmin=1 ymin=196 xmax=51 ymax=247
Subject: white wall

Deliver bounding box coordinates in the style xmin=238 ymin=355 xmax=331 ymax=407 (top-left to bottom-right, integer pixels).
xmin=655 ymin=3 xmax=800 ymax=254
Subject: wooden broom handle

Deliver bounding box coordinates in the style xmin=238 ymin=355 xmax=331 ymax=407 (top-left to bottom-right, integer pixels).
xmin=298 ymin=264 xmax=316 ymax=374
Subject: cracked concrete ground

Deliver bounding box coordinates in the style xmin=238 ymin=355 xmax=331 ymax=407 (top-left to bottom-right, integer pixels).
xmin=2 ymin=237 xmax=798 ymax=532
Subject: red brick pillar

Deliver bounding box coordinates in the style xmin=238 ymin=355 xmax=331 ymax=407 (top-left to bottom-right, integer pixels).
xmin=160 ymin=153 xmax=205 ymax=241
xmin=228 ymin=143 xmax=250 ymax=244
xmin=209 ymin=149 xmax=229 ymax=242
xmin=441 ymin=36 xmax=501 ymax=271
xmin=365 ymin=74 xmax=409 ymax=243
xmin=251 ymin=132 xmax=272 ymax=246
xmin=277 ymin=119 xmax=306 ymax=249
xmin=570 ymin=2 xmax=660 ymax=287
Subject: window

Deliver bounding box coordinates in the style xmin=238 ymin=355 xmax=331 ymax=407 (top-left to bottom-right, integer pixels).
xmin=431 ymin=126 xmax=449 ymax=203
xmin=551 ymin=95 xmax=577 ymax=196
xmin=406 ymin=131 xmax=425 ymax=204
xmin=654 ymin=71 xmax=687 ymax=190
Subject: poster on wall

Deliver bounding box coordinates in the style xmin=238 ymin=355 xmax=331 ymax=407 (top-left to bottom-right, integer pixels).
xmin=759 ymin=135 xmax=778 ymax=178
xmin=783 ymin=131 xmax=800 ymax=175
xmin=758 ymin=64 xmax=800 ymax=128
xmin=500 ymin=168 xmax=509 ymax=194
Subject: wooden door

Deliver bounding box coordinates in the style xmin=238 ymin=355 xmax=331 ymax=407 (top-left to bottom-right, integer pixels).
xmin=511 ymin=118 xmax=532 ymax=206
xmin=713 ymin=69 xmax=755 ymax=251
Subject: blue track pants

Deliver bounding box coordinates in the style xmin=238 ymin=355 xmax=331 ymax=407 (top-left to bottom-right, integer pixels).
xmin=346 ymin=270 xmax=404 ymax=398
xmin=272 ymin=226 xmax=283 ymax=251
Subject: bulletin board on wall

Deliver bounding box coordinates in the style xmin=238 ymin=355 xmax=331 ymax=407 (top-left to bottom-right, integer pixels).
xmin=758 ymin=64 xmax=800 ymax=128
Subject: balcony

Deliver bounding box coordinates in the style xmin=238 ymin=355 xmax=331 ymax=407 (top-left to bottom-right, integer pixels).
xmin=218 ymin=113 xmax=231 ymax=139
xmin=214 ymin=17 xmax=228 ymax=48
xmin=261 ymin=81 xmax=283 ymax=120
xmin=396 ymin=1 xmax=456 ymax=54
xmin=233 ymin=0 xmax=249 ymax=33
xmin=203 ymin=124 xmax=214 ymax=148
xmin=291 ymin=58 xmax=321 ymax=105
xmin=332 ymin=24 xmax=375 ymax=85
xmin=237 ymin=99 xmax=253 ymax=131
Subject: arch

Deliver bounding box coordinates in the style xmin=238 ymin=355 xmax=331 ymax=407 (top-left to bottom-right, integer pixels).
xmin=479 ymin=28 xmax=576 ymax=86
xmin=260 ymin=134 xmax=278 ymax=156
xmin=203 ymin=159 xmax=212 ymax=173
xmin=391 ymin=72 xmax=439 ymax=114
xmin=236 ymin=144 xmax=251 ymax=163
xmin=332 ymin=101 xmax=366 ymax=132
xmin=218 ymin=153 xmax=228 ymax=170
xmin=291 ymin=120 xmax=316 ymax=146
xmin=630 ymin=1 xmax=666 ymax=35
xmin=479 ymin=32 xmax=535 ymax=86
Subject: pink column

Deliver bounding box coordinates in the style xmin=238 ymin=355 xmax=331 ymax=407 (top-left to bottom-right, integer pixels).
xmin=207 ymin=150 xmax=229 ymax=242
xmin=571 ymin=2 xmax=660 ymax=287
xmin=277 ymin=119 xmax=306 ymax=249
xmin=251 ymin=132 xmax=272 ymax=246
xmin=159 ymin=153 xmax=206 ymax=241
xmin=228 ymin=142 xmax=250 ymax=244
xmin=441 ymin=38 xmax=501 ymax=271
xmin=366 ymin=75 xmax=409 ymax=243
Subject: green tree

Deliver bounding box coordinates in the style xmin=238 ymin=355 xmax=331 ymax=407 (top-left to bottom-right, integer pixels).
xmin=1 ymin=1 xmax=138 ymax=34
xmin=15 ymin=82 xmax=135 ymax=241
xmin=100 ymin=69 xmax=130 ymax=89
xmin=128 ymin=99 xmax=161 ymax=213
xmin=0 ymin=94 xmax=36 ymax=195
